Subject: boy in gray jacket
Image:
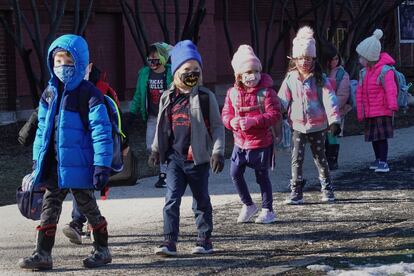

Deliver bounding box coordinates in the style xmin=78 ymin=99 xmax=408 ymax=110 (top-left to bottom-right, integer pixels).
xmin=148 ymin=40 xmax=225 ymax=256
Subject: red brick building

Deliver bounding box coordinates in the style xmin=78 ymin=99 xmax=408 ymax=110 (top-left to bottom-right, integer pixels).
xmin=0 ymin=0 xmax=412 ymax=123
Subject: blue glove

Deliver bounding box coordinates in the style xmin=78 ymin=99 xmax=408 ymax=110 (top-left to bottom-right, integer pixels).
xmin=93 ymin=166 xmax=111 ymax=190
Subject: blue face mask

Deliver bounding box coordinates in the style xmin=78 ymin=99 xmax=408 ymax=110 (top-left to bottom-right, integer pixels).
xmin=53 ymin=65 xmax=75 ymax=84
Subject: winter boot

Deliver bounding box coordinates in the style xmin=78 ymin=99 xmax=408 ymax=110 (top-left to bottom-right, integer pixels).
xmin=285 ymin=180 xmax=305 ymax=205
xmin=320 ymin=178 xmax=335 ymax=202
xmin=326 ymin=144 xmax=339 ymax=171
xmin=19 ymin=224 xmax=56 ymax=270
xmin=83 ymin=217 xmax=112 ymax=268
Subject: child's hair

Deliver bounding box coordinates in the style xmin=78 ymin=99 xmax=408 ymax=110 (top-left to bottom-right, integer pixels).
xmin=319 ymin=43 xmax=342 ymax=72
xmin=147 ymin=44 xmax=158 ymax=57
xmin=287 ymin=58 xmax=325 ymax=87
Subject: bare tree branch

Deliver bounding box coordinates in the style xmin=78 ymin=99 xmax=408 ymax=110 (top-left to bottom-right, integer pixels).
xmin=79 ymin=0 xmax=94 ymax=35
xmin=150 ymin=0 xmax=170 ymax=43
xmin=174 ymin=0 xmax=180 ymax=42
xmin=73 ymin=0 xmax=80 ymax=33
xmin=222 ymin=0 xmax=233 ymax=58
xmin=181 ymin=0 xmax=194 ymax=40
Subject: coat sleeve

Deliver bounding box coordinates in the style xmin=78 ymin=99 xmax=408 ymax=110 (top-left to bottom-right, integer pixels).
xmin=277 ymin=78 xmax=292 ymax=113
xmin=383 ymin=70 xmax=398 ymax=111
xmin=336 ymin=72 xmax=350 ymax=110
xmin=253 ymin=88 xmax=282 ymax=128
xmin=209 ymin=92 xmax=225 ymax=156
xmin=221 ymin=88 xmax=236 ymax=130
xmin=322 ymin=80 xmax=341 ymax=126
xmin=130 ymin=67 xmax=145 ymax=117
xmin=88 ymin=89 xmax=113 ymax=167
xmin=151 ymin=91 xmax=169 ymax=153
xmin=32 ymin=93 xmax=49 ymax=161
xmin=356 ymin=78 xmax=364 ymax=121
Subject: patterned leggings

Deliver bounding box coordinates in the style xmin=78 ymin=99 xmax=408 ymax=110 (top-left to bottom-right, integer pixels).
xmin=291 ymin=130 xmax=330 ymax=181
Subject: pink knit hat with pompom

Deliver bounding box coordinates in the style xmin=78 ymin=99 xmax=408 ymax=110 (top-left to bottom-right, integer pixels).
xmin=292 ymin=26 xmax=316 ymax=58
xmin=231 ymin=45 xmax=262 ymax=74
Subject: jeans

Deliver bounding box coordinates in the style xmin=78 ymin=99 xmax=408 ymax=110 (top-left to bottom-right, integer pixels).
xmin=163 ymin=153 xmax=212 ymax=242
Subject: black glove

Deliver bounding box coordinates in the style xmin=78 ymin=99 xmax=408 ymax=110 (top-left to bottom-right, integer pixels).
xmin=148 ymin=151 xmax=160 ymax=167
xmin=329 ymin=123 xmax=341 ymax=137
xmin=93 ymin=166 xmax=111 ymax=190
xmin=210 ymin=153 xmax=224 ymax=174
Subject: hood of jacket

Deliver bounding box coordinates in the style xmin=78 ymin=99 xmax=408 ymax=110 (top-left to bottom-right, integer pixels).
xmin=47 ymin=34 xmax=89 ymax=91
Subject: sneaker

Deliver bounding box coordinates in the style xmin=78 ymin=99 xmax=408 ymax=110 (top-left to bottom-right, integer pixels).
xmin=155 ymin=240 xmax=177 ymax=256
xmin=191 ymin=239 xmax=213 ymax=254
xmin=237 ymin=204 xmax=259 ymax=223
xmin=369 ymin=159 xmax=380 ymax=170
xmin=375 ymin=161 xmax=390 ymax=173
xmin=285 ymin=180 xmax=305 ymax=205
xmin=254 ymin=209 xmax=276 ymax=224
xmin=321 ymin=190 xmax=336 ymax=202
xmin=154 ymin=173 xmax=167 ymax=188
xmin=83 ymin=245 xmax=112 ymax=268
xmin=18 ymin=250 xmax=52 ymax=270
xmin=62 ymin=221 xmax=83 ymax=245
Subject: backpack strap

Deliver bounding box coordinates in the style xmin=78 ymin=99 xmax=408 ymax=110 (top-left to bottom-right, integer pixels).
xmin=256 ymin=88 xmax=266 ymax=113
xmin=359 ymin=68 xmax=367 ymax=86
xmin=198 ymin=86 xmax=211 ymax=136
xmin=335 ymin=66 xmax=345 ymax=90
xmin=377 ymin=65 xmax=394 ymax=86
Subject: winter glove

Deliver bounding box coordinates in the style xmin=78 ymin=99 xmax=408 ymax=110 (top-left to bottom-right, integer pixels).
xmin=230 ymin=117 xmax=241 ymax=130
xmin=239 ymin=117 xmax=258 ymax=131
xmin=148 ymin=151 xmax=160 ymax=167
xmin=329 ymin=123 xmax=341 ymax=137
xmin=210 ymin=153 xmax=224 ymax=174
xmin=93 ymin=166 xmax=111 ymax=190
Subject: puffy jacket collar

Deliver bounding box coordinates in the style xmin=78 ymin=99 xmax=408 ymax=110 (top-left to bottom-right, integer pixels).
xmin=47 ymin=34 xmax=89 ymax=92
xmin=373 ymin=52 xmax=395 ymax=70
xmin=234 ymin=73 xmax=274 ymax=94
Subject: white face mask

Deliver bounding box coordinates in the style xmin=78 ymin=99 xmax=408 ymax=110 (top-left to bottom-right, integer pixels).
xmin=241 ymin=72 xmax=261 ymax=88
xmin=359 ymin=56 xmax=369 ymax=67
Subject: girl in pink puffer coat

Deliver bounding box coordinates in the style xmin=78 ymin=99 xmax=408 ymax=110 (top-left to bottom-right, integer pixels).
xmin=221 ymin=45 xmax=281 ymax=224
xmin=355 ymin=29 xmax=398 ymax=173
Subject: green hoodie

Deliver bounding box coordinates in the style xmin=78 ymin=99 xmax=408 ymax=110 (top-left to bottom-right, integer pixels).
xmin=130 ymin=64 xmax=173 ymax=121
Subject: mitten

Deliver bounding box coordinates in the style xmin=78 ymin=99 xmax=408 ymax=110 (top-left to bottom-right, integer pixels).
xmin=148 ymin=151 xmax=160 ymax=167
xmin=230 ymin=117 xmax=240 ymax=130
xmin=210 ymin=153 xmax=224 ymax=174
xmin=329 ymin=123 xmax=341 ymax=137
xmin=93 ymin=166 xmax=111 ymax=190
xmin=239 ymin=117 xmax=258 ymax=131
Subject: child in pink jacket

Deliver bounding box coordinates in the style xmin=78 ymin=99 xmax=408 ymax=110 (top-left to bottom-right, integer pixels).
xmin=278 ymin=26 xmax=341 ymax=205
xmin=222 ymin=45 xmax=281 ymax=224
xmin=320 ymin=43 xmax=352 ymax=170
xmin=356 ymin=29 xmax=398 ymax=173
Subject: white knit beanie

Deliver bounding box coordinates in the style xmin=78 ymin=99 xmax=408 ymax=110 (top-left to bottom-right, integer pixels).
xmin=292 ymin=26 xmax=316 ymax=58
xmin=356 ymin=29 xmax=383 ymax=62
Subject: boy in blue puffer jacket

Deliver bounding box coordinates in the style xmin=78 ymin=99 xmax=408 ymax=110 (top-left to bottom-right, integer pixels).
xmin=18 ymin=34 xmax=113 ymax=270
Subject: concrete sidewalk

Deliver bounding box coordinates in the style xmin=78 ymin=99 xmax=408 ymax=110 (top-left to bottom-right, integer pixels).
xmin=0 ymin=127 xmax=413 ymax=275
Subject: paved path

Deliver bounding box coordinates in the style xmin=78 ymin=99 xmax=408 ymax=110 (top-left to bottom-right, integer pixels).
xmin=0 ymin=127 xmax=413 ymax=275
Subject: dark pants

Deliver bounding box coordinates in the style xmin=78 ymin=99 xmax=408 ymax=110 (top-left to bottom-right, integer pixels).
xmin=163 ymin=153 xmax=212 ymax=242
xmin=71 ymin=197 xmax=89 ymax=225
xmin=291 ymin=130 xmax=330 ymax=181
xmin=372 ymin=139 xmax=388 ymax=162
xmin=40 ymin=159 xmax=103 ymax=227
xmin=230 ymin=145 xmax=273 ymax=211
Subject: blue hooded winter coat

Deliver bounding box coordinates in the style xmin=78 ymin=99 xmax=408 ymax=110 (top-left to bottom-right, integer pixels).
xmin=32 ymin=34 xmax=113 ymax=189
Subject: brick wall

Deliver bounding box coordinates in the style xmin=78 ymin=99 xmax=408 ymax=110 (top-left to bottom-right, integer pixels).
xmin=0 ymin=11 xmax=8 ymax=110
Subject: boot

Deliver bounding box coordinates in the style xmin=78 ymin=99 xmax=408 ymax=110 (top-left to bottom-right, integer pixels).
xmin=320 ymin=178 xmax=335 ymax=202
xmin=326 ymin=144 xmax=339 ymax=171
xmin=285 ymin=179 xmax=305 ymax=205
xmin=83 ymin=218 xmax=112 ymax=268
xmin=19 ymin=224 xmax=56 ymax=270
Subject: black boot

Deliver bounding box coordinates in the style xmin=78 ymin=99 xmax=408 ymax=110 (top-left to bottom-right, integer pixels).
xmin=285 ymin=180 xmax=306 ymax=205
xmin=326 ymin=144 xmax=339 ymax=171
xmin=19 ymin=224 xmax=56 ymax=270
xmin=320 ymin=178 xmax=335 ymax=202
xmin=83 ymin=218 xmax=112 ymax=268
